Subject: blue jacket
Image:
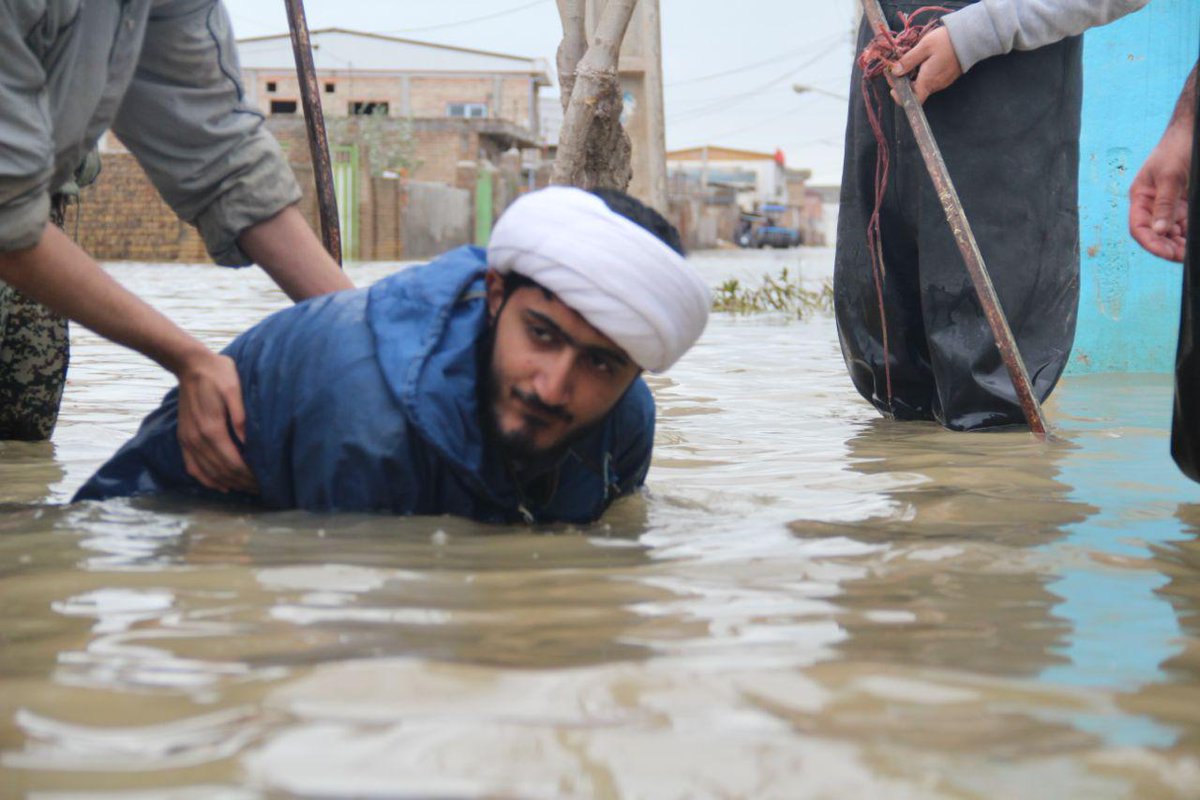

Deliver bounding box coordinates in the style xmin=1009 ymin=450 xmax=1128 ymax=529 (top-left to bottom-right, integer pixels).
xmin=74 ymin=247 xmax=655 ymax=524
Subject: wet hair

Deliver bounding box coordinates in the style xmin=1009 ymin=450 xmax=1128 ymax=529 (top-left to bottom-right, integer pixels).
xmin=501 ymin=188 xmax=685 ymax=298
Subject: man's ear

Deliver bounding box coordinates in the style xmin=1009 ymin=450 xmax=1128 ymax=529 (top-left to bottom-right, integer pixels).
xmin=484 ymin=270 xmax=505 ymax=320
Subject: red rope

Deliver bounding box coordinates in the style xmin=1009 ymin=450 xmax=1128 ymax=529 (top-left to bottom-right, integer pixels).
xmin=855 ymin=6 xmax=949 ymax=408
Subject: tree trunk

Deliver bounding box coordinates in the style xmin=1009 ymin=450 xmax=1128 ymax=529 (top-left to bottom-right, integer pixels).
xmin=552 ymin=0 xmax=636 ymax=191
xmin=555 ymin=0 xmax=587 ymax=113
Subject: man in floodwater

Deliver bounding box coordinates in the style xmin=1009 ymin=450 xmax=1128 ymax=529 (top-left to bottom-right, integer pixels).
xmin=75 ymin=187 xmax=711 ymax=524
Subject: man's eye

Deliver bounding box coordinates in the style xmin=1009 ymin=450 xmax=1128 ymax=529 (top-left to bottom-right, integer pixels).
xmin=529 ymin=324 xmax=554 ymax=343
xmin=588 ymin=354 xmax=614 ymax=374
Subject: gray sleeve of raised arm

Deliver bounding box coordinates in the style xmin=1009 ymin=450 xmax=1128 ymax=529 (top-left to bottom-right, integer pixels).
xmin=111 ymin=0 xmax=301 ymax=266
xmin=0 ymin=3 xmax=55 ymax=253
xmin=942 ymin=0 xmax=1151 ymax=74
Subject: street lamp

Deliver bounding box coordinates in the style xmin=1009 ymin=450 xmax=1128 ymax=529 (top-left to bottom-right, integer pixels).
xmin=792 ymin=83 xmax=849 ymax=101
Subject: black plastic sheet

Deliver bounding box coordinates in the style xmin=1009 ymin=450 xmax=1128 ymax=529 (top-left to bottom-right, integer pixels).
xmin=1170 ymin=75 xmax=1200 ymax=481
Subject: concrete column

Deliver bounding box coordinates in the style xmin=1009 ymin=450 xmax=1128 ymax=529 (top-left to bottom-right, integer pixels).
xmin=639 ymin=0 xmax=668 ymax=213
xmin=399 ymin=75 xmax=411 ymax=116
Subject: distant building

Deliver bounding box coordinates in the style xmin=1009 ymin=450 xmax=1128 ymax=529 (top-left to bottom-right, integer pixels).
xmin=665 ymin=145 xmax=825 ymax=249
xmin=808 ymin=184 xmax=842 ymax=249
xmin=538 ymin=95 xmax=564 ymax=151
xmin=666 ymin=145 xmax=789 ymax=212
xmin=238 ymin=28 xmax=550 ymax=127
xmin=238 ymin=29 xmax=553 ymax=183
xmin=85 ymin=30 xmax=556 ymax=262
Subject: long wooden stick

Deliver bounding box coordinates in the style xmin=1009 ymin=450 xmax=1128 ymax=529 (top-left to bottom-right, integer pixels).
xmin=283 ymin=0 xmax=342 ymax=265
xmin=863 ymin=0 xmax=1048 ymax=438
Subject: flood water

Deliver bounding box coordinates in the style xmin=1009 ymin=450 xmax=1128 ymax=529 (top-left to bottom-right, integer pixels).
xmin=2 ymin=248 xmax=1199 ymax=798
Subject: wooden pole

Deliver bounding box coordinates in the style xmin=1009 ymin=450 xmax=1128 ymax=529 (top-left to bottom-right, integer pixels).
xmin=283 ymin=0 xmax=342 ymax=265
xmin=862 ymin=0 xmax=1048 ymax=438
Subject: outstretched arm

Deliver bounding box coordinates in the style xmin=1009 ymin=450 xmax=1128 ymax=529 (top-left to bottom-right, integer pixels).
xmin=1130 ymin=64 xmax=1197 ymax=263
xmin=112 ymin=0 xmax=353 ymax=298
xmin=237 ymin=206 xmax=353 ymax=300
xmin=0 ymin=226 xmax=256 ymax=493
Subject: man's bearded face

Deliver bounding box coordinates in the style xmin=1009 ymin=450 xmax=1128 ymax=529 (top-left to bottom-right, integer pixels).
xmin=484 ymin=271 xmax=640 ymax=460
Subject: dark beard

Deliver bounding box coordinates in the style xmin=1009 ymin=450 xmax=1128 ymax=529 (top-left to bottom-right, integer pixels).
xmin=476 ymin=313 xmax=565 ymax=467
xmin=477 ymin=315 xmax=594 ymax=470
xmin=484 ymin=370 xmax=571 ymax=466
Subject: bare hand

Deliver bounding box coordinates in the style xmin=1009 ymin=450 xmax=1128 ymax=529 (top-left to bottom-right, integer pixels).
xmin=176 ymin=351 xmax=259 ymax=494
xmin=1129 ymin=126 xmax=1191 ymax=263
xmin=891 ymin=26 xmax=963 ymax=105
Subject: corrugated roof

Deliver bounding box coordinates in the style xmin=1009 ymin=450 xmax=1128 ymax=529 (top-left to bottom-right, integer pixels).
xmin=238 ymin=28 xmax=552 ymax=85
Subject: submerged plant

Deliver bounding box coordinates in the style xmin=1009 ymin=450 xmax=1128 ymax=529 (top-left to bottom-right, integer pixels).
xmin=711 ymin=267 xmax=834 ymax=317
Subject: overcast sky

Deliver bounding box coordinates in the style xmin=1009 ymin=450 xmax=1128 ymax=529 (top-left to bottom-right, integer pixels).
xmin=229 ymin=0 xmax=859 ymax=185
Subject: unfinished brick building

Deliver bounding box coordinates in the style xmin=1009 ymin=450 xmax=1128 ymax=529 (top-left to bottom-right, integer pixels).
xmin=76 ymin=29 xmax=552 ymax=263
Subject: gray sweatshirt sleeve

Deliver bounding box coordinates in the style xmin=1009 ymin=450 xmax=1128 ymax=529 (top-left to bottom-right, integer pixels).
xmin=942 ymin=0 xmax=1151 ymax=74
xmin=111 ymin=0 xmax=302 ymax=266
xmin=0 ymin=3 xmax=56 ymax=253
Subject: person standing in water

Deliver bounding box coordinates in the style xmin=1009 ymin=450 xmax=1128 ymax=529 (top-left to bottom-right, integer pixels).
xmin=1128 ymin=61 xmax=1198 ymax=478
xmin=834 ymin=0 xmax=1150 ymax=430
xmin=0 ymin=1 xmax=353 ymax=491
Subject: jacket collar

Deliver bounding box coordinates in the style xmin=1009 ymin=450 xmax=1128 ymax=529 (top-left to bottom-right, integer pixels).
xmin=367 ymin=246 xmax=519 ymax=508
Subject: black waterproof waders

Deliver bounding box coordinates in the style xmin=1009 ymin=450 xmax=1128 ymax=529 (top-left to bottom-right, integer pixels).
xmin=834 ymin=1 xmax=1082 ymax=431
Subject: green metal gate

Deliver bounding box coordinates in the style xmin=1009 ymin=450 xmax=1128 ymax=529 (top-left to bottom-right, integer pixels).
xmin=332 ymin=145 xmax=359 ymax=261
xmin=475 ymin=167 xmax=493 ymax=246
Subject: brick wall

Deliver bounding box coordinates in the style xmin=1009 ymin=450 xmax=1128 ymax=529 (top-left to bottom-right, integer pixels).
xmin=410 ymin=124 xmax=474 ymax=185
xmin=70 ymin=114 xmax=527 ymax=263
xmin=68 ymin=153 xmax=209 ymax=263
xmin=368 ymin=177 xmax=407 ymax=261
xmin=248 ymin=72 xmax=537 ymax=131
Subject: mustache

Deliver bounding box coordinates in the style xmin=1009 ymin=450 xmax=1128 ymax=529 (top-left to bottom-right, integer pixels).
xmin=511 ymin=387 xmax=573 ymax=424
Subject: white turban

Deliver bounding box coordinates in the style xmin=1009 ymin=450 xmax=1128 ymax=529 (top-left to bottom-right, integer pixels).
xmin=486 ymin=186 xmax=710 ymax=373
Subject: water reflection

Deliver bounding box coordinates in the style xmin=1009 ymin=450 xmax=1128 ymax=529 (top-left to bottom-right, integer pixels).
xmin=1037 ymin=375 xmax=1194 ymax=750
xmin=5 ymin=254 xmax=1200 ymax=796
xmin=789 ymin=416 xmax=1089 ymax=679
xmin=242 ymin=659 xmax=903 ymax=799
xmin=0 ymin=439 xmax=63 ymax=505
xmin=1118 ymin=505 xmax=1200 ymax=757
xmin=780 ymin=373 xmax=1200 ymax=776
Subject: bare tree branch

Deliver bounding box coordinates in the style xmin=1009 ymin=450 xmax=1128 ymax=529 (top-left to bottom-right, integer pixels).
xmin=555 ymin=0 xmax=587 ymax=113
xmin=552 ymin=0 xmax=637 ymax=190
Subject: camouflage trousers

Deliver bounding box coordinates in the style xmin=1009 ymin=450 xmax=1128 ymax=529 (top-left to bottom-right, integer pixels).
xmin=0 ymin=200 xmax=70 ymax=441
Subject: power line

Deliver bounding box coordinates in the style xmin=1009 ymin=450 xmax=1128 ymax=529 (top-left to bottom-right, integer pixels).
xmin=666 ymin=38 xmax=846 ymax=124
xmin=665 ymin=33 xmax=843 ymax=88
xmin=700 ymin=105 xmax=812 ymax=141
xmin=377 ymin=1 xmax=552 ymax=35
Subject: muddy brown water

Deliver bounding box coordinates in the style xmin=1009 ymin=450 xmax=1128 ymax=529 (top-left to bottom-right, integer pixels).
xmin=1 ymin=249 xmax=1198 ymax=798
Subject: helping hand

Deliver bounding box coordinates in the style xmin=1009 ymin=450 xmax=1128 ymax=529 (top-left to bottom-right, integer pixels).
xmin=1129 ymin=126 xmax=1191 ymax=263
xmin=890 ymin=26 xmax=963 ymax=105
xmin=176 ymin=351 xmax=259 ymax=494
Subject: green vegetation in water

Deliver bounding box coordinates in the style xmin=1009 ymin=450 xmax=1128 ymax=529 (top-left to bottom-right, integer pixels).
xmin=711 ymin=267 xmax=834 ymax=317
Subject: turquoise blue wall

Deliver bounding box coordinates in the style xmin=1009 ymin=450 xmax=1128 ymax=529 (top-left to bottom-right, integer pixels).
xmin=1070 ymin=2 xmax=1199 ymax=374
